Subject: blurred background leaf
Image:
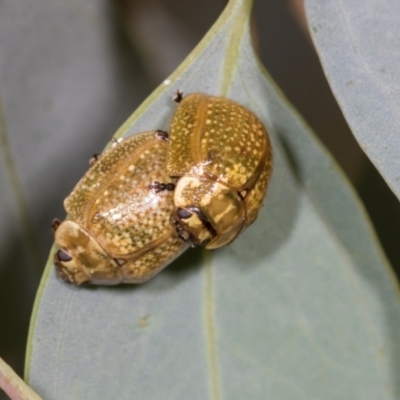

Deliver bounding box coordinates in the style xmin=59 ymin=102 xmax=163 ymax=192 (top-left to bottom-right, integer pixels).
xmin=21 ymin=0 xmax=400 ymax=399
xmin=306 ymin=0 xmax=400 ymax=201
xmin=1 ymin=0 xmax=400 ymax=399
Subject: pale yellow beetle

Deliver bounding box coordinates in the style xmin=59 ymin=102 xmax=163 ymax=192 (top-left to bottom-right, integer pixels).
xmin=168 ymin=92 xmax=273 ymax=249
xmin=53 ymin=131 xmax=188 ymax=285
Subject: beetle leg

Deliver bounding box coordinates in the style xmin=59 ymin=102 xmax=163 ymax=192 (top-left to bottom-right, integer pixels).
xmin=173 ymin=219 xmax=195 ymax=244
xmin=173 ymin=222 xmax=210 ymax=248
xmin=51 ymin=218 xmax=61 ymax=232
xmin=149 ymin=181 xmax=176 ymax=193
xmin=173 ymin=89 xmax=184 ymax=103
xmin=149 ymin=181 xmax=165 ymax=193
xmin=155 ymin=130 xmax=169 ymax=141
xmin=173 ymin=207 xmax=217 ymax=247
xmin=89 ymin=153 xmax=99 ymax=167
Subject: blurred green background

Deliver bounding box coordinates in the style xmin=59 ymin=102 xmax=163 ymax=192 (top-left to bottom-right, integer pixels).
xmin=1 ymin=1 xmax=399 ymax=398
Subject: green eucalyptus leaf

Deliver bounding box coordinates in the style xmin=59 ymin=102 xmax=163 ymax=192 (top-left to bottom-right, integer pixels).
xmin=26 ymin=0 xmax=400 ymax=399
xmin=305 ymin=0 xmax=400 ymax=200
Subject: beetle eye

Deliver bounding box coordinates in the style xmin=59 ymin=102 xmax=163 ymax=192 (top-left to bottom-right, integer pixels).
xmin=177 ymin=208 xmax=192 ymax=219
xmin=56 ymin=249 xmax=73 ymax=262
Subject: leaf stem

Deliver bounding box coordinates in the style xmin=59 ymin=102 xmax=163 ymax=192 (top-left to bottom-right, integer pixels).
xmin=0 ymin=357 xmax=42 ymax=400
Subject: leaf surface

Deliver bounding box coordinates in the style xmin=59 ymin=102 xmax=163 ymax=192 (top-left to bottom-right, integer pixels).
xmin=26 ymin=0 xmax=400 ymax=399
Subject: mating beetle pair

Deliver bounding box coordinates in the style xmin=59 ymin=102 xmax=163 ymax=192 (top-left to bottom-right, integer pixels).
xmin=53 ymin=92 xmax=273 ymax=285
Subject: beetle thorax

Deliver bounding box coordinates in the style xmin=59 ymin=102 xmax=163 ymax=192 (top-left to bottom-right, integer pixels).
xmin=173 ymin=176 xmax=246 ymax=249
xmin=54 ymin=220 xmax=121 ymax=285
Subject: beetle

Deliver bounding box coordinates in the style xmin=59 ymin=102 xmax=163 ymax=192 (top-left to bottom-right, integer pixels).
xmin=53 ymin=130 xmax=188 ymax=285
xmin=167 ymin=92 xmax=273 ymax=249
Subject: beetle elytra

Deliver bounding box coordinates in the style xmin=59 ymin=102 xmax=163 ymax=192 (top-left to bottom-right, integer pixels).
xmin=53 ymin=131 xmax=188 ymax=285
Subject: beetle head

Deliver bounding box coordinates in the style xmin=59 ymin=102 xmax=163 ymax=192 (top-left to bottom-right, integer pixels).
xmin=173 ymin=176 xmax=246 ymax=249
xmin=54 ymin=220 xmax=121 ymax=285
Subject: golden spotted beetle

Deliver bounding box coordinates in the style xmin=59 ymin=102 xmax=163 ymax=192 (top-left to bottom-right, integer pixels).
xmin=53 ymin=131 xmax=188 ymax=285
xmin=53 ymin=92 xmax=273 ymax=285
xmin=167 ymin=92 xmax=273 ymax=249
